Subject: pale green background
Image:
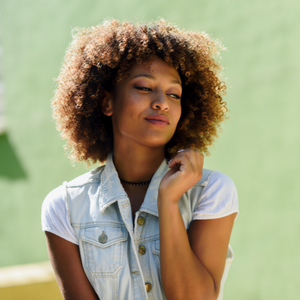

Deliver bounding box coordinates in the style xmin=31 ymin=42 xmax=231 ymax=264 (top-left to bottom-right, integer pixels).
xmin=0 ymin=0 xmax=299 ymax=299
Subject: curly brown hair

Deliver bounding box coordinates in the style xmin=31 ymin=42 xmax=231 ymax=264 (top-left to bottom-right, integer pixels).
xmin=52 ymin=19 xmax=227 ymax=164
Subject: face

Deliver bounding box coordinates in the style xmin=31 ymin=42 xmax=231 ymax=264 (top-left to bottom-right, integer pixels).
xmin=102 ymin=56 xmax=182 ymax=150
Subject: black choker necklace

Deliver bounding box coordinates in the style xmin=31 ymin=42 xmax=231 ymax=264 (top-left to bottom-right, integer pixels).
xmin=120 ymin=179 xmax=151 ymax=186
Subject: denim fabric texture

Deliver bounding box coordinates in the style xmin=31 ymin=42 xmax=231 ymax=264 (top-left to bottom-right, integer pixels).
xmin=64 ymin=153 xmax=233 ymax=300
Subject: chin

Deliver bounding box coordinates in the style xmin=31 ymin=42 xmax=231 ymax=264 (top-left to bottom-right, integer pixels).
xmin=139 ymin=135 xmax=173 ymax=149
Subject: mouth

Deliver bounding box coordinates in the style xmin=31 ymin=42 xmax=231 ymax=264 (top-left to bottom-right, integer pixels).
xmin=145 ymin=114 xmax=169 ymax=127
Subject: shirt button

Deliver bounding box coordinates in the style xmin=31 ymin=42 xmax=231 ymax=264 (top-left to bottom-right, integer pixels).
xmin=145 ymin=283 xmax=152 ymax=292
xmin=98 ymin=231 xmax=108 ymax=244
xmin=137 ymin=216 xmax=145 ymax=226
xmin=138 ymin=245 xmax=146 ymax=255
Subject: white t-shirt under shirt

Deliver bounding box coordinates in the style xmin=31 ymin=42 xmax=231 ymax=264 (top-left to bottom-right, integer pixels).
xmin=41 ymin=170 xmax=239 ymax=245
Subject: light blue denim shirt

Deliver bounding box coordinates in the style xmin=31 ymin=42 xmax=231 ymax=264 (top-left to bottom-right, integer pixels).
xmin=64 ymin=153 xmax=233 ymax=300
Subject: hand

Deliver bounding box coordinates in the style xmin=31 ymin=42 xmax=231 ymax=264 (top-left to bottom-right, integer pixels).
xmin=158 ymin=149 xmax=204 ymax=205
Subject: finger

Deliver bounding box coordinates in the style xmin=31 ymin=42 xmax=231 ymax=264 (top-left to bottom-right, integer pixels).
xmin=168 ymin=153 xmax=192 ymax=169
xmin=191 ymin=151 xmax=204 ymax=177
xmin=168 ymin=149 xmax=203 ymax=168
xmin=192 ymin=149 xmax=204 ymax=166
xmin=188 ymin=150 xmax=203 ymax=170
xmin=179 ymin=150 xmax=203 ymax=174
xmin=168 ymin=149 xmax=195 ymax=167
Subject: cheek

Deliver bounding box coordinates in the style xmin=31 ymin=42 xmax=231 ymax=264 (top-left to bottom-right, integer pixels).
xmin=112 ymin=96 xmax=140 ymax=128
xmin=175 ymin=104 xmax=182 ymax=124
xmin=113 ymin=94 xmax=131 ymax=118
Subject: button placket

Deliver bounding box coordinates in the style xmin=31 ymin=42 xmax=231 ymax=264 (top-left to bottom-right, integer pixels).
xmin=134 ymin=213 xmax=145 ymax=241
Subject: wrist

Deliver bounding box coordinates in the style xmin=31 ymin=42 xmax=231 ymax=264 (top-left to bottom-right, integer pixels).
xmin=157 ymin=193 xmax=180 ymax=211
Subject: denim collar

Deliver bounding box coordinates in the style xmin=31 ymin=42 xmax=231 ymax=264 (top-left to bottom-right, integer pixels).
xmin=99 ymin=153 xmax=169 ymax=217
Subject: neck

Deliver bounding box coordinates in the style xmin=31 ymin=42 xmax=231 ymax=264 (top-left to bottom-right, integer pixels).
xmin=112 ymin=144 xmax=166 ymax=183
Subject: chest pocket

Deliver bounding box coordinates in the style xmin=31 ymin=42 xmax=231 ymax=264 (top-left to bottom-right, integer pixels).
xmin=81 ymin=223 xmax=128 ymax=277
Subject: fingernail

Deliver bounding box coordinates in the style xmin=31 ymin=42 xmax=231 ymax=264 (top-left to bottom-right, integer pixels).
xmin=177 ymin=149 xmax=185 ymax=153
xmin=168 ymin=159 xmax=172 ymax=165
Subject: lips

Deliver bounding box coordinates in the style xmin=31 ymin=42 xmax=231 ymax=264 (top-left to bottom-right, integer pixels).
xmin=145 ymin=114 xmax=169 ymax=127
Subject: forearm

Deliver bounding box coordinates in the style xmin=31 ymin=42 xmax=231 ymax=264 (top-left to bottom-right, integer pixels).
xmin=158 ymin=199 xmax=217 ymax=300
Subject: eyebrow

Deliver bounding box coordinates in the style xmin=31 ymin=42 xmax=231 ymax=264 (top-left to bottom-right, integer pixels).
xmin=131 ymin=74 xmax=182 ymax=87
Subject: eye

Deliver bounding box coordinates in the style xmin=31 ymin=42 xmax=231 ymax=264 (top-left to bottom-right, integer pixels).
xmin=169 ymin=94 xmax=181 ymax=100
xmin=134 ymin=86 xmax=152 ymax=92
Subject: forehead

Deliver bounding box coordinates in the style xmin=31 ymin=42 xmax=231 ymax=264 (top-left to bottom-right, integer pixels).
xmin=128 ymin=56 xmax=181 ymax=84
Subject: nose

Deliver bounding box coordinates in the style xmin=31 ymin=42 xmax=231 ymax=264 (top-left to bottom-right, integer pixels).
xmin=151 ymin=91 xmax=169 ymax=111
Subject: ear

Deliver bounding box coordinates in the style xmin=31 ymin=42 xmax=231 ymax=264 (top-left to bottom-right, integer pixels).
xmin=101 ymin=91 xmax=113 ymax=116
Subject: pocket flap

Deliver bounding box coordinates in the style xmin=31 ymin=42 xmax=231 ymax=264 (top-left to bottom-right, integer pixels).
xmin=82 ymin=223 xmax=128 ymax=248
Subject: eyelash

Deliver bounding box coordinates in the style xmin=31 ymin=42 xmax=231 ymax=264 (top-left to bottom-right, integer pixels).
xmin=134 ymin=86 xmax=181 ymax=100
xmin=135 ymin=86 xmax=152 ymax=92
xmin=169 ymin=94 xmax=181 ymax=100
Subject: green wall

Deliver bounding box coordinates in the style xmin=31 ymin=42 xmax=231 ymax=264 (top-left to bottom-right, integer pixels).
xmin=1 ymin=0 xmax=299 ymax=299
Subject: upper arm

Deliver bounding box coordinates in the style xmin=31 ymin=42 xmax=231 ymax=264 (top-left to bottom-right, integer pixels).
xmin=187 ymin=213 xmax=237 ymax=293
xmin=45 ymin=231 xmax=99 ymax=300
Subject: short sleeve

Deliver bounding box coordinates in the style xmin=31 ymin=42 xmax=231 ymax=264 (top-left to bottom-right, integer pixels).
xmin=41 ymin=185 xmax=78 ymax=245
xmin=192 ymin=171 xmax=239 ymax=221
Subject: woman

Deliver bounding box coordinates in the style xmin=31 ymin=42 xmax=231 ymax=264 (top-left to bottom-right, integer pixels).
xmin=42 ymin=19 xmax=238 ymax=300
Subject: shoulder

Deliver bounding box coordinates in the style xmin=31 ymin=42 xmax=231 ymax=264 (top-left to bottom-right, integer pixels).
xmin=42 ymin=185 xmax=66 ymax=213
xmin=192 ymin=170 xmax=239 ymax=220
xmin=202 ymin=170 xmax=238 ymax=205
xmin=42 ymin=165 xmax=105 ymax=219
xmin=42 ymin=184 xmax=79 ymax=244
xmin=193 ymin=169 xmax=237 ymax=193
xmin=193 ymin=168 xmax=215 ymax=187
xmin=66 ymin=165 xmax=105 ymax=188
xmin=193 ymin=167 xmax=233 ymax=184
xmin=206 ymin=170 xmax=237 ymax=191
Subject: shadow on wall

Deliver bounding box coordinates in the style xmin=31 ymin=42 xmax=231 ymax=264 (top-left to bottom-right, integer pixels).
xmin=0 ymin=133 xmax=27 ymax=180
